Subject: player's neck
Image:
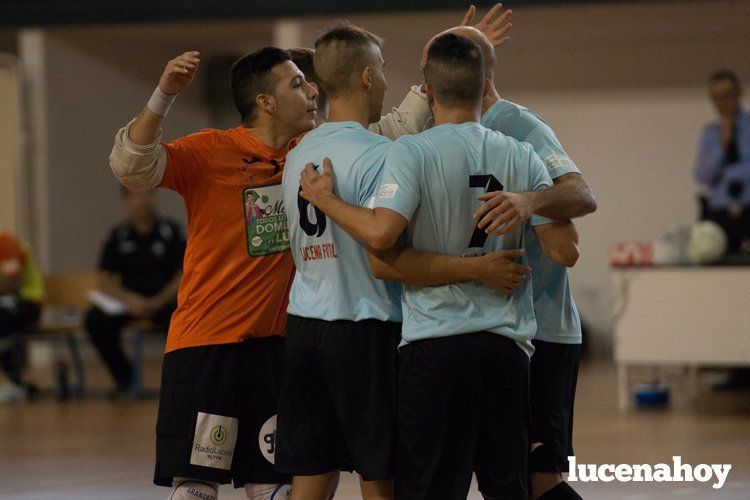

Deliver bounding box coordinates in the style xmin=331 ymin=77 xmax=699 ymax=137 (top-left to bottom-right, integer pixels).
xmin=245 ymin=119 xmax=294 ymax=151
xmin=482 ymin=84 xmax=501 ymax=115
xmin=432 ymin=103 xmax=481 ymax=126
xmin=326 ymin=97 xmax=371 ymax=129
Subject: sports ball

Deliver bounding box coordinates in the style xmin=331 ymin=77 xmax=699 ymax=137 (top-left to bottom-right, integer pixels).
xmin=686 ymin=220 xmax=728 ymax=264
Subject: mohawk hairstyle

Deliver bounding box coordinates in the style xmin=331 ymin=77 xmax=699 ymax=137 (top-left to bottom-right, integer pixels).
xmin=313 ymin=21 xmax=383 ymax=98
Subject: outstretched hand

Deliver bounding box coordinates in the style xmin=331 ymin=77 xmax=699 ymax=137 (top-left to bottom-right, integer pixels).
xmin=299 ymin=158 xmax=335 ymax=207
xmin=159 ymin=51 xmax=200 ymax=96
xmin=460 ymin=3 xmax=513 ymax=48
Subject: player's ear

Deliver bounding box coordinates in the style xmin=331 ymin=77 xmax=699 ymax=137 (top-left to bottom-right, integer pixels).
xmin=362 ymin=66 xmax=373 ymax=91
xmin=256 ymin=93 xmax=276 ymax=115
xmin=483 ymin=78 xmax=491 ymax=99
xmin=424 ymin=82 xmax=435 ymax=107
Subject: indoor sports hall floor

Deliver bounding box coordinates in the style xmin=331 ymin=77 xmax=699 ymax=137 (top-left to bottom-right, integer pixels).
xmin=2 ymin=358 xmax=749 ymax=499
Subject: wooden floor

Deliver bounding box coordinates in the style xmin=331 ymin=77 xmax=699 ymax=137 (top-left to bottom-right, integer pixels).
xmin=1 ymin=359 xmax=749 ymax=499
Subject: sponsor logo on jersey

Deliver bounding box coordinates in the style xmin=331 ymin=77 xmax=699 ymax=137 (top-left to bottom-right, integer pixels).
xmin=244 ymin=185 xmax=290 ymax=256
xmin=377 ymin=183 xmax=399 ymax=200
xmin=543 ymin=154 xmax=576 ymax=171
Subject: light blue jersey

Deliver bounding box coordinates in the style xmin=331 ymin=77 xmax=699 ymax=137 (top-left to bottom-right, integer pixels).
xmin=283 ymin=121 xmax=402 ymax=322
xmin=374 ymin=122 xmax=553 ymax=356
xmin=482 ymin=99 xmax=582 ymax=344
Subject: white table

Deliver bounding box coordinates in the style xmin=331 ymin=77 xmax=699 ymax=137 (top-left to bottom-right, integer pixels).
xmin=612 ymin=266 xmax=750 ymax=409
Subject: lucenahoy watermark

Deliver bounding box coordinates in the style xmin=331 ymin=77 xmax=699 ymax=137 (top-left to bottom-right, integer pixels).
xmin=567 ymin=456 xmax=731 ymax=490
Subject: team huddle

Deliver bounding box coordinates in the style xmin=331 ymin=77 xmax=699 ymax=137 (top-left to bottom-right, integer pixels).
xmin=109 ymin=4 xmax=596 ymax=500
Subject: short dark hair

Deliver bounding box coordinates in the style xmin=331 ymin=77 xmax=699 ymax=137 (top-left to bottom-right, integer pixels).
xmin=313 ymin=22 xmax=383 ymax=97
xmin=424 ymin=33 xmax=485 ymax=107
xmin=709 ymin=69 xmax=741 ymax=90
xmin=288 ymin=47 xmax=328 ymax=111
xmin=230 ymin=47 xmax=291 ymax=124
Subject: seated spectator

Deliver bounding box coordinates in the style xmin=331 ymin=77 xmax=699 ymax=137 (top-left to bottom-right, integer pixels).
xmin=0 ymin=231 xmax=43 ymax=402
xmin=85 ymin=188 xmax=185 ymax=398
xmin=694 ymin=70 xmax=750 ymax=253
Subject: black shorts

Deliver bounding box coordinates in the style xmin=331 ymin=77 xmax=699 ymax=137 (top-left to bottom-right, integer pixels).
xmin=529 ymin=340 xmax=581 ymax=473
xmin=154 ymin=337 xmax=290 ymax=488
xmin=395 ymin=333 xmax=530 ymax=500
xmin=275 ymin=315 xmax=401 ymax=481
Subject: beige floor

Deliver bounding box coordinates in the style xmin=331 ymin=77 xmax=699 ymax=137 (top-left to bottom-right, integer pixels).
xmin=1 ymin=357 xmax=749 ymax=499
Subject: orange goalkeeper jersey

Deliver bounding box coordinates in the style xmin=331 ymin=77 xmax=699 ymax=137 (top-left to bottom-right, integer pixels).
xmin=159 ymin=126 xmax=295 ymax=353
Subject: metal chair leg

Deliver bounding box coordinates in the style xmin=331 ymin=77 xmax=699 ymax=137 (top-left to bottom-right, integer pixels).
xmin=65 ymin=331 xmax=85 ymax=397
xmin=130 ymin=330 xmax=144 ymax=395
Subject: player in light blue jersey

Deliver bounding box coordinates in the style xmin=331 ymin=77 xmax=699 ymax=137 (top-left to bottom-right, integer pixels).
xmin=284 ymin=121 xmax=401 ymax=323
xmin=276 ymin=23 xmax=531 ymax=500
xmin=276 ymin=28 xmax=400 ymax=500
xmin=428 ymin=24 xmax=597 ymax=500
xmin=298 ymin=33 xmax=579 ymax=500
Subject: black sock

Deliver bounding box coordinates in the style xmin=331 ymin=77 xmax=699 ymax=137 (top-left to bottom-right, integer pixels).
xmin=538 ymin=481 xmax=583 ymax=500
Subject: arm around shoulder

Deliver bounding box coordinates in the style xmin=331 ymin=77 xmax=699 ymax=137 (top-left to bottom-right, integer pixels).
xmin=547 ymin=172 xmax=598 ymax=218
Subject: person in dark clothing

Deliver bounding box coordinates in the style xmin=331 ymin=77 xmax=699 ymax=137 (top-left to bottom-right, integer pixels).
xmin=694 ymin=71 xmax=750 ymax=389
xmin=85 ymin=188 xmax=185 ymax=397
xmin=694 ymin=70 xmax=750 ymax=253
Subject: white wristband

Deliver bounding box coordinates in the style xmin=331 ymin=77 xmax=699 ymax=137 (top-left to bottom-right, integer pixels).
xmin=146 ymin=86 xmax=177 ymax=117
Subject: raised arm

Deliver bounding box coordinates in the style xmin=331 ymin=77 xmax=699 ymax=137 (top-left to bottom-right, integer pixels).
xmin=368 ymin=86 xmax=433 ymax=140
xmin=370 ymin=3 xmax=513 ymax=140
xmin=460 ymin=3 xmax=513 ymax=47
xmin=109 ymin=51 xmax=200 ymax=190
